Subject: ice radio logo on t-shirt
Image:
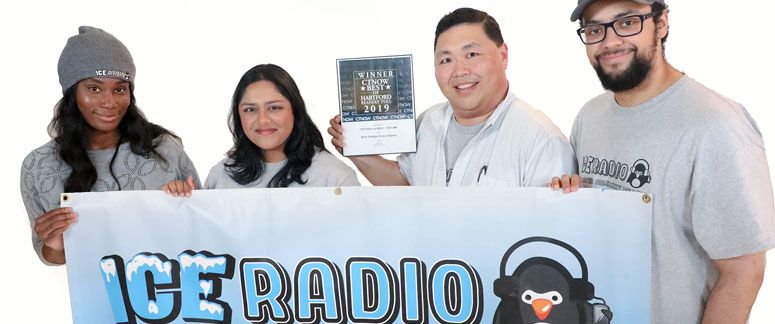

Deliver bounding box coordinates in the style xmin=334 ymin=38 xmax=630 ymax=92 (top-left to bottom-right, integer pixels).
xmin=580 ymin=156 xmax=652 ymax=189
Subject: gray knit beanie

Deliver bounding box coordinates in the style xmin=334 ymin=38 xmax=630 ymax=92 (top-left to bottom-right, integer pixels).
xmin=57 ymin=26 xmax=135 ymax=94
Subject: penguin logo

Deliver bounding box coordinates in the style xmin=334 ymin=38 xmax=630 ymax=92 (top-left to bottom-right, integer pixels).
xmin=492 ymin=236 xmax=613 ymax=324
xmin=626 ymin=159 xmax=651 ymax=189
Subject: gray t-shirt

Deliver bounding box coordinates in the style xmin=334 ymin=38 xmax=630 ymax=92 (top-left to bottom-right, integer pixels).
xmin=444 ymin=118 xmax=485 ymax=185
xmin=571 ymin=75 xmax=775 ymax=323
xmin=20 ymin=135 xmax=201 ymax=265
xmin=204 ymin=149 xmax=360 ymax=189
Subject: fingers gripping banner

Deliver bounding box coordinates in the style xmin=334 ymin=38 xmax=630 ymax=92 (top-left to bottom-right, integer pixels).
xmin=62 ymin=187 xmax=652 ymax=323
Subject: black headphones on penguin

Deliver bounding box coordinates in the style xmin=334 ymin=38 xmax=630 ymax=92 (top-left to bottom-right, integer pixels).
xmin=627 ymin=159 xmax=651 ymax=188
xmin=492 ymin=236 xmax=613 ymax=324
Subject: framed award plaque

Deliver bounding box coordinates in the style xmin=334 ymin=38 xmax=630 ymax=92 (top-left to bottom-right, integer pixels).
xmin=336 ymin=55 xmax=417 ymax=156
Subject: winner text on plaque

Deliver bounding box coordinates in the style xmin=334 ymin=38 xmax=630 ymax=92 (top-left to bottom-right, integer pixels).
xmin=337 ymin=55 xmax=416 ymax=156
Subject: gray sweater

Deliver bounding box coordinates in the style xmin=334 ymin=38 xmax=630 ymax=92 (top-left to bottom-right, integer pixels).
xmin=20 ymin=135 xmax=200 ymax=264
xmin=204 ymin=150 xmax=359 ymax=188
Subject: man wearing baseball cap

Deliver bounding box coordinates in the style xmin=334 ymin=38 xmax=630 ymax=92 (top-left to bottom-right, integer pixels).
xmin=555 ymin=0 xmax=775 ymax=322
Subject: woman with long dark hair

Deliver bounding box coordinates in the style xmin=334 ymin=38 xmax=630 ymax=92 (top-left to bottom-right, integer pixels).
xmin=20 ymin=26 xmax=200 ymax=265
xmin=166 ymin=63 xmax=358 ymax=191
xmin=214 ymin=63 xmax=359 ymax=188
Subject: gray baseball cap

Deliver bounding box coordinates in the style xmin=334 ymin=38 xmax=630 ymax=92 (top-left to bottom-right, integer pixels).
xmin=57 ymin=26 xmax=135 ymax=94
xmin=570 ymin=0 xmax=665 ymax=22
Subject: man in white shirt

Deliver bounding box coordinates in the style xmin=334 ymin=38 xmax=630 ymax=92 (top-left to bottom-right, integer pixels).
xmin=329 ymin=7 xmax=574 ymax=186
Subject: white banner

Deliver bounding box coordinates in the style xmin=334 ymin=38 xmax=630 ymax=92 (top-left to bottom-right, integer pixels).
xmin=63 ymin=187 xmax=651 ymax=323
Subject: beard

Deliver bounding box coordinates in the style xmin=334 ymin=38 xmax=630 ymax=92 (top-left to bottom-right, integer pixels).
xmin=593 ymin=33 xmax=659 ymax=92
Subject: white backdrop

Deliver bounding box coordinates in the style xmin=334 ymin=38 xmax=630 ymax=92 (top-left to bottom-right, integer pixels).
xmin=1 ymin=0 xmax=773 ymax=322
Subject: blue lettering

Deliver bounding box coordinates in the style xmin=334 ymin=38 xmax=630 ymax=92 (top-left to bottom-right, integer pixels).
xmin=346 ymin=257 xmax=398 ymax=323
xmin=125 ymin=253 xmax=181 ymax=323
xmin=178 ymin=250 xmax=234 ymax=323
xmin=240 ymin=258 xmax=293 ymax=323
xmin=428 ymin=260 xmax=482 ymax=324
xmin=294 ymin=258 xmax=345 ymax=323
xmin=400 ymin=258 xmax=427 ymax=324
xmin=100 ymin=252 xmax=484 ymax=324
xmin=99 ymin=255 xmax=135 ymax=323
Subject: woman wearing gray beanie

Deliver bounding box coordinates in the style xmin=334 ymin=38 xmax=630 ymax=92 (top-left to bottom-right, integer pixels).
xmin=20 ymin=26 xmax=201 ymax=265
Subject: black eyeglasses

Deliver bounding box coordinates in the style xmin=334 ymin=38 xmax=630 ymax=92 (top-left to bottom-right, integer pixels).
xmin=577 ymin=12 xmax=657 ymax=45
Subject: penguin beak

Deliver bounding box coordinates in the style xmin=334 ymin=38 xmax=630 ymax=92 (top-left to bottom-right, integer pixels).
xmin=532 ymin=298 xmax=552 ymax=320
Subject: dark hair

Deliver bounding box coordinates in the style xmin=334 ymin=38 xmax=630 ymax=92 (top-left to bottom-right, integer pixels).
xmin=225 ymin=64 xmax=325 ymax=187
xmin=48 ymin=83 xmax=178 ymax=192
xmin=652 ymin=3 xmax=669 ymax=45
xmin=434 ymin=7 xmax=504 ymax=49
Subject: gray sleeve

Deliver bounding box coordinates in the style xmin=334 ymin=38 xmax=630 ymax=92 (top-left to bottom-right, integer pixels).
xmin=20 ymin=154 xmax=58 ymax=266
xmin=339 ymin=173 xmax=361 ymax=186
xmin=329 ymin=168 xmax=361 ymax=187
xmin=158 ymin=135 xmax=202 ymax=188
xmin=204 ymin=161 xmax=227 ymax=189
xmin=177 ymin=151 xmax=201 ymax=189
xmin=203 ymin=170 xmax=216 ymax=189
xmin=312 ymin=151 xmax=361 ymax=187
xmin=569 ymin=112 xmax=582 ymax=174
xmin=327 ymin=157 xmax=361 ymax=187
xmin=691 ymin=119 xmax=775 ymax=259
